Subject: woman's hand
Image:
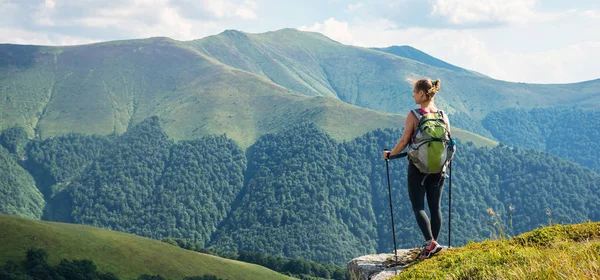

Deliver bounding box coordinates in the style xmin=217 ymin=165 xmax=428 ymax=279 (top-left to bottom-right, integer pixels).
xmin=383 ymin=150 xmax=391 ymax=160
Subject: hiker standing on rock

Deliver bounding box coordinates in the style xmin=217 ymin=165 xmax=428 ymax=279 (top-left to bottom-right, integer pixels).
xmin=383 ymin=78 xmax=455 ymax=260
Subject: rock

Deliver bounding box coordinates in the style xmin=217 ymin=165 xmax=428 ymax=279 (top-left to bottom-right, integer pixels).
xmin=347 ymin=249 xmax=415 ymax=280
xmin=348 ymin=247 xmax=448 ymax=280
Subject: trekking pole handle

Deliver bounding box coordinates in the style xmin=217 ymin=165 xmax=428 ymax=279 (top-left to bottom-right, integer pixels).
xmin=383 ymin=149 xmax=407 ymax=160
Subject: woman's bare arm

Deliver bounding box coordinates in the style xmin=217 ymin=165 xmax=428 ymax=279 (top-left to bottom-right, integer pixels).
xmin=443 ymin=113 xmax=451 ymax=135
xmin=384 ymin=112 xmax=417 ymax=159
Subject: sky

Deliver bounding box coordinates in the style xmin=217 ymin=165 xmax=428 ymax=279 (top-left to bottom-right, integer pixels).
xmin=1 ymin=0 xmax=599 ymax=84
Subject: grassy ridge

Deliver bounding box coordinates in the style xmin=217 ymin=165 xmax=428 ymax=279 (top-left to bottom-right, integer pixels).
xmin=394 ymin=222 xmax=600 ymax=279
xmin=0 ymin=214 xmax=294 ymax=280
xmin=5 ymin=29 xmax=586 ymax=149
xmin=188 ymin=29 xmax=600 ymax=120
xmin=0 ymin=38 xmax=495 ymax=149
xmin=372 ymin=45 xmax=480 ymax=76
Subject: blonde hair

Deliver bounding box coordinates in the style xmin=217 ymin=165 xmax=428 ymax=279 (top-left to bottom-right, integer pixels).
xmin=414 ymin=78 xmax=441 ymax=99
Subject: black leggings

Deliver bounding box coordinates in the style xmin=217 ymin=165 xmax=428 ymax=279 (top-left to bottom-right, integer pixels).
xmin=407 ymin=162 xmax=445 ymax=242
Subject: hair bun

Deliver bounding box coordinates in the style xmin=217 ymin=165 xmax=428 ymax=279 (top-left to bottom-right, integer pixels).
xmin=427 ymin=79 xmax=440 ymax=95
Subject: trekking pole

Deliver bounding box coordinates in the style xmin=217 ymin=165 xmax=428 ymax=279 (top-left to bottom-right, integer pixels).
xmin=448 ymin=160 xmax=452 ymax=248
xmin=383 ymin=149 xmax=398 ymax=260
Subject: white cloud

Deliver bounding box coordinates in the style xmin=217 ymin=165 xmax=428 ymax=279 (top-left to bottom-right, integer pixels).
xmin=492 ymin=41 xmax=600 ymax=83
xmin=196 ymin=0 xmax=258 ymax=19
xmin=235 ymin=7 xmax=257 ymax=19
xmin=0 ymin=27 xmax=97 ymax=46
xmin=60 ymin=1 xmax=225 ymax=41
xmin=430 ymin=0 xmax=558 ymax=25
xmin=298 ymin=17 xmax=357 ymax=45
xmin=1 ymin=0 xmax=254 ymax=44
xmin=581 ymin=10 xmax=599 ymax=19
xmin=44 ymin=0 xmax=55 ymax=9
xmin=346 ymin=2 xmax=364 ymax=13
xmin=36 ymin=0 xmax=57 ymax=26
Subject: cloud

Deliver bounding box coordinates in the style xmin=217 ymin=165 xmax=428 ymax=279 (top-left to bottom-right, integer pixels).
xmin=299 ymin=18 xmax=357 ymax=45
xmin=44 ymin=0 xmax=55 ymax=9
xmin=297 ymin=17 xmax=600 ymax=83
xmin=345 ymin=2 xmax=364 ymax=13
xmin=200 ymin=0 xmax=258 ymax=19
xmin=430 ymin=0 xmax=558 ymax=25
xmin=1 ymin=0 xmax=257 ymax=45
xmin=169 ymin=0 xmax=258 ymax=20
xmin=581 ymin=10 xmax=600 ymax=19
xmin=347 ymin=0 xmax=564 ymax=28
xmin=35 ymin=0 xmax=57 ymax=26
xmin=0 ymin=27 xmax=97 ymax=46
xmin=492 ymin=41 xmax=600 ymax=83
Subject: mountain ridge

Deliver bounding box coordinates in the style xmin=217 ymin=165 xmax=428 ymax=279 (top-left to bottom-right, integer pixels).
xmin=2 ymin=29 xmax=599 ymax=135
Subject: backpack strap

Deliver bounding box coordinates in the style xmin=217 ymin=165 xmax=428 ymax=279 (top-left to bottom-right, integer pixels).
xmin=438 ymin=110 xmax=452 ymax=137
xmin=411 ymin=109 xmax=426 ymax=133
xmin=411 ymin=109 xmax=424 ymax=121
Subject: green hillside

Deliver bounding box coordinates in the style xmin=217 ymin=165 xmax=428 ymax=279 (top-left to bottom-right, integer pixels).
xmin=483 ymin=106 xmax=600 ymax=173
xmin=0 ymin=214 xmax=295 ymax=280
xmin=0 ymin=146 xmax=44 ymax=219
xmin=394 ymin=222 xmax=600 ymax=279
xmin=0 ymin=38 xmax=427 ymax=148
xmin=188 ymin=28 xmax=600 ymax=121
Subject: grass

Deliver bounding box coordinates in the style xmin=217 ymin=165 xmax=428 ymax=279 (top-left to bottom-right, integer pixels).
xmin=0 ymin=214 xmax=295 ymax=280
xmin=450 ymin=128 xmax=498 ymax=148
xmin=392 ymin=222 xmax=600 ymax=280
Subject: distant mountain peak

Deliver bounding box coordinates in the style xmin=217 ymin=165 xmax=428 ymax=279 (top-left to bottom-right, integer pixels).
xmin=373 ymin=45 xmax=485 ymax=76
xmin=219 ymin=29 xmax=248 ymax=37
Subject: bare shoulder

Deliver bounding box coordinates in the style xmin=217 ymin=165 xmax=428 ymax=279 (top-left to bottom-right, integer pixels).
xmin=407 ymin=110 xmax=419 ymax=121
xmin=405 ymin=110 xmax=418 ymax=127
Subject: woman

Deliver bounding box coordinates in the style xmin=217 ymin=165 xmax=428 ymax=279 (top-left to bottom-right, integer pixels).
xmin=383 ymin=78 xmax=451 ymax=260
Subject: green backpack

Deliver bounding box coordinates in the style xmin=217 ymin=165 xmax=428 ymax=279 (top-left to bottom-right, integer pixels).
xmin=407 ymin=109 xmax=456 ymax=175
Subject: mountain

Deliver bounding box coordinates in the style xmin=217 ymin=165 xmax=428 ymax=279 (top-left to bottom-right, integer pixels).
xmin=1 ymin=28 xmax=598 ymax=149
xmin=0 ymin=214 xmax=294 ymax=280
xmin=372 ymin=45 xmax=483 ymax=76
xmin=187 ymin=29 xmax=600 ymax=120
xmin=1 ymin=28 xmax=600 ymax=265
xmin=0 ymin=38 xmax=492 ymax=149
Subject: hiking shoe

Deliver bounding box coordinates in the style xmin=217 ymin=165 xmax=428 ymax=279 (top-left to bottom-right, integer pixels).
xmin=418 ymin=240 xmax=443 ymax=260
